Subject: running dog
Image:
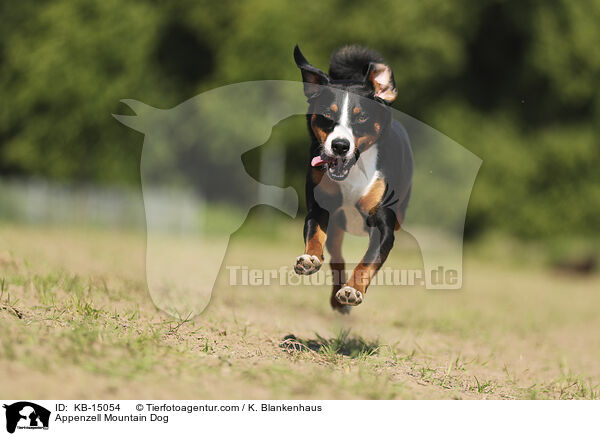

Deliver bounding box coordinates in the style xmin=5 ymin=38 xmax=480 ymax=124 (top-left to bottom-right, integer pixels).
xmin=293 ymin=44 xmax=413 ymax=312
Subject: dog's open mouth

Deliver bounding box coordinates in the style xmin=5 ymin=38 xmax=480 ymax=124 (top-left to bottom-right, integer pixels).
xmin=311 ymin=154 xmax=354 ymax=181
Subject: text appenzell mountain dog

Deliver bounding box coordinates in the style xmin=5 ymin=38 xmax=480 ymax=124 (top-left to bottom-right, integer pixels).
xmin=293 ymin=45 xmax=413 ymax=313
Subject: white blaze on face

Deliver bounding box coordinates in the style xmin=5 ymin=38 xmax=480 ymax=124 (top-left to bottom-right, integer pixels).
xmin=324 ymin=92 xmax=355 ymax=158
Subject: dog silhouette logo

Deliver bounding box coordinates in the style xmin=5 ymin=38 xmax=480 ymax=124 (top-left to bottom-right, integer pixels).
xmin=3 ymin=402 xmax=50 ymax=433
xmin=114 ymin=80 xmax=480 ymax=317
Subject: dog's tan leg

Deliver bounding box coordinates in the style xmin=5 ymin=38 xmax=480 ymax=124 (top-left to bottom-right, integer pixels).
xmin=294 ymin=209 xmax=328 ymax=275
xmin=305 ymin=225 xmax=326 ymax=259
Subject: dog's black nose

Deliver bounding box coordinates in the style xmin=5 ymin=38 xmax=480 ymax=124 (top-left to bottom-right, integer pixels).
xmin=331 ymin=138 xmax=350 ymax=155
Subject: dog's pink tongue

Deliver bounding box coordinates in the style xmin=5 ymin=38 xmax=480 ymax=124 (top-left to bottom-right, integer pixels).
xmin=311 ymin=156 xmax=330 ymax=167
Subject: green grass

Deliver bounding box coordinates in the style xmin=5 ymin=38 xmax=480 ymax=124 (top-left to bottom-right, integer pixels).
xmin=1 ymin=223 xmax=600 ymax=399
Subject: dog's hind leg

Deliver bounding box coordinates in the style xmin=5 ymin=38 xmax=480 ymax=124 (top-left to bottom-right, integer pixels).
xmin=326 ymin=223 xmax=349 ymax=313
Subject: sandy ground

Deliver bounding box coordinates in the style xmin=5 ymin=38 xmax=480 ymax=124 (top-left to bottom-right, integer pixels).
xmin=1 ymin=223 xmax=599 ymax=399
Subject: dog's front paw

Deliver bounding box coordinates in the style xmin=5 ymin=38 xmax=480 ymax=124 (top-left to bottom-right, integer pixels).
xmin=294 ymin=254 xmax=322 ymax=275
xmin=335 ymin=286 xmax=363 ymax=306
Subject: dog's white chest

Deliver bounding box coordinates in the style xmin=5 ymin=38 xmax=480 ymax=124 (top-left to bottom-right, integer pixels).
xmin=338 ymin=144 xmax=378 ymax=202
xmin=314 ymin=145 xmax=380 ymax=235
xmin=338 ymin=145 xmax=379 ymax=234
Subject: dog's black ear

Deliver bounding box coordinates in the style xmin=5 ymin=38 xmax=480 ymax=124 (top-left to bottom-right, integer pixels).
xmin=365 ymin=62 xmax=397 ymax=104
xmin=294 ymin=45 xmax=329 ymax=99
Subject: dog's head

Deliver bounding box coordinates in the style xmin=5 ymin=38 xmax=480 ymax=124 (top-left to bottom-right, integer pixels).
xmin=294 ymin=45 xmax=397 ymax=181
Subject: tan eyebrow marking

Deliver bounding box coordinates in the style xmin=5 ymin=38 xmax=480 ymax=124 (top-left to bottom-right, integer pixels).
xmin=330 ymin=104 xmax=338 ymax=112
xmin=353 ymin=106 xmax=361 ymax=115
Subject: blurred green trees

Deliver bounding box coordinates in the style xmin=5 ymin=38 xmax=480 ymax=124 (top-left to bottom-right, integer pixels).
xmin=0 ymin=0 xmax=599 ymax=239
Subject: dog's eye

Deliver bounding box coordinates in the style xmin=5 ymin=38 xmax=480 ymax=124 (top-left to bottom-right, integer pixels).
xmin=321 ymin=110 xmax=333 ymax=119
xmin=355 ymin=114 xmax=369 ymax=123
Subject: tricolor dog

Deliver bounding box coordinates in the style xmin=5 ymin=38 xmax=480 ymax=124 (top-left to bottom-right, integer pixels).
xmin=293 ymin=45 xmax=413 ymax=312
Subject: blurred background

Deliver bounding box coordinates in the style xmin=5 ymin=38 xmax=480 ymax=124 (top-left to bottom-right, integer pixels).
xmin=0 ymin=0 xmax=599 ymax=267
xmin=2 ymin=0 xmax=600 ymax=400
